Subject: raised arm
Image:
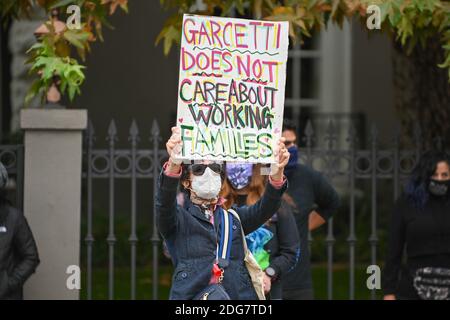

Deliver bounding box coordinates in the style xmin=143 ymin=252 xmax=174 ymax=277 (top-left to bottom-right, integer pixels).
xmin=237 ymin=138 xmax=290 ymax=234
xmin=155 ymin=127 xmax=183 ymax=239
xmin=238 ymin=177 xmax=288 ymax=234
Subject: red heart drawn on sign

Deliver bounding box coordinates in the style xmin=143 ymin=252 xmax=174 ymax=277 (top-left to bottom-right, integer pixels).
xmin=178 ymin=118 xmax=183 ymax=123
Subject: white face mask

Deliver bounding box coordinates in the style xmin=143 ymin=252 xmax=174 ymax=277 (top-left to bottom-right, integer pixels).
xmin=190 ymin=167 xmax=222 ymax=200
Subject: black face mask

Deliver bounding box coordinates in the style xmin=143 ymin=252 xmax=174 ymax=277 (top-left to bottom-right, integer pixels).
xmin=428 ymin=179 xmax=450 ymax=197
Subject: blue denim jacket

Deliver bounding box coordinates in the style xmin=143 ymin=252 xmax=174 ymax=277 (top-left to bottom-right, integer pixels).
xmin=156 ymin=170 xmax=288 ymax=300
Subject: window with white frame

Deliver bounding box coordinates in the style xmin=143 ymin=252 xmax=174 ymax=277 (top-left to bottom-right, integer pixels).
xmin=285 ymin=21 xmax=354 ymax=147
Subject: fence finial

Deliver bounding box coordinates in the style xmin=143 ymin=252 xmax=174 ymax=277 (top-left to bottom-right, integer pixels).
xmin=303 ymin=119 xmax=315 ymax=147
xmin=88 ymin=119 xmax=95 ymax=134
xmin=107 ymin=119 xmax=118 ymax=141
xmin=324 ymin=119 xmax=337 ymax=147
xmin=129 ymin=119 xmax=140 ymax=143
xmin=346 ymin=123 xmax=358 ymax=148
xmin=370 ymin=123 xmax=378 ymax=144
xmin=305 ymin=119 xmax=314 ymax=136
xmin=87 ymin=119 xmax=96 ymax=145
xmin=150 ymin=119 xmax=160 ymax=141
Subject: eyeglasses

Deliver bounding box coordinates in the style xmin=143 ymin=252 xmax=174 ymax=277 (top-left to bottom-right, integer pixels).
xmin=190 ymin=163 xmax=223 ymax=176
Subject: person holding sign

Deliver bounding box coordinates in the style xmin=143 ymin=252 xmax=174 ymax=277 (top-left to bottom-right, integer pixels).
xmin=156 ymin=127 xmax=290 ymax=300
xmin=176 ymin=14 xmax=289 ymax=164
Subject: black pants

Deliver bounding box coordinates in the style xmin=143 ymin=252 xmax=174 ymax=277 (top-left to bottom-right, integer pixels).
xmin=282 ymin=288 xmax=314 ymax=300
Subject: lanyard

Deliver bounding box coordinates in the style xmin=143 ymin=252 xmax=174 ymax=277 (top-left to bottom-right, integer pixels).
xmin=211 ymin=208 xmax=233 ymax=283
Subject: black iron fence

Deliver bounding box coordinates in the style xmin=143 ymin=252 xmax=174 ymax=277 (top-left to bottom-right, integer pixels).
xmin=81 ymin=118 xmax=448 ymax=300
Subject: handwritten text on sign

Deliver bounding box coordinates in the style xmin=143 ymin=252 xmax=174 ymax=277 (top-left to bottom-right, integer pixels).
xmin=176 ymin=14 xmax=289 ymax=163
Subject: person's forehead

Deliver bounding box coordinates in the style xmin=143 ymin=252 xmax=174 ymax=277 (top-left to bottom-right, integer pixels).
xmin=435 ymin=161 xmax=450 ymax=172
xmin=282 ymin=130 xmax=296 ymax=140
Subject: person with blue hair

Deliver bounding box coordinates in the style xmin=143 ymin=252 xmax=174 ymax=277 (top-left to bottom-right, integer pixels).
xmin=383 ymin=150 xmax=450 ymax=300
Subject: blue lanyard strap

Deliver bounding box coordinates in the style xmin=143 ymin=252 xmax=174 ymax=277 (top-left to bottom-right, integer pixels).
xmin=216 ymin=208 xmax=233 ymax=266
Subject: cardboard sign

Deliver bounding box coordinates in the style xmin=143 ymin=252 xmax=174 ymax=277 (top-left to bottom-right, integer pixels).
xmin=176 ymin=14 xmax=289 ymax=163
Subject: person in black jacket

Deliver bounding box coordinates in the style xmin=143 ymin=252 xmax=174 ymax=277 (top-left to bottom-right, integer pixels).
xmin=383 ymin=150 xmax=450 ymax=300
xmin=221 ymin=163 xmax=300 ymax=299
xmin=157 ymin=127 xmax=290 ymax=300
xmin=280 ymin=120 xmax=340 ymax=300
xmin=0 ymin=161 xmax=40 ymax=300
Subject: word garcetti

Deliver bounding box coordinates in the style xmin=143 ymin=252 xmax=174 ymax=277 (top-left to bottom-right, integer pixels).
xmin=183 ymin=16 xmax=284 ymax=51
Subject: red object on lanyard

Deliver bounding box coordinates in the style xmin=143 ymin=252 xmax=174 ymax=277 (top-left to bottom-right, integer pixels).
xmin=210 ymin=262 xmax=224 ymax=284
xmin=209 ymin=211 xmax=222 ymax=283
xmin=209 ymin=209 xmax=226 ymax=284
xmin=212 ymin=263 xmax=222 ymax=277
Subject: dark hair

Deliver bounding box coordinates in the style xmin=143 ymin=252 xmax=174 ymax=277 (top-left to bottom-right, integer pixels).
xmin=405 ymin=150 xmax=450 ymax=209
xmin=180 ymin=163 xmax=192 ymax=193
xmin=283 ymin=119 xmax=297 ymax=134
xmin=221 ymin=164 xmax=266 ymax=209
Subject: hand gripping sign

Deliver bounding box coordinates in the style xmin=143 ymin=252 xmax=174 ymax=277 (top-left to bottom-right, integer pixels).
xmin=175 ymin=14 xmax=289 ymax=164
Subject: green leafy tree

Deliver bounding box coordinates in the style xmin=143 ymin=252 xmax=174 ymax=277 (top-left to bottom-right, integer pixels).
xmin=0 ymin=0 xmax=129 ymax=105
xmin=157 ymin=0 xmax=450 ymax=147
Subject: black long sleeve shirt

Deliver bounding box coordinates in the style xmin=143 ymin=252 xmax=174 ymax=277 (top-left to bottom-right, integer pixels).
xmin=235 ymin=195 xmax=300 ymax=278
xmin=383 ymin=194 xmax=450 ymax=296
xmin=236 ymin=195 xmax=300 ymax=299
xmin=281 ymin=164 xmax=340 ymax=291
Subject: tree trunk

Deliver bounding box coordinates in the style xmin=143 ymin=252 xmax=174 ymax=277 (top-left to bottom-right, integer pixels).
xmin=392 ymin=36 xmax=450 ymax=150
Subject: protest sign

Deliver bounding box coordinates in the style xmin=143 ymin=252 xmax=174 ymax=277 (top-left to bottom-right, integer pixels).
xmin=176 ymin=14 xmax=289 ymax=163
